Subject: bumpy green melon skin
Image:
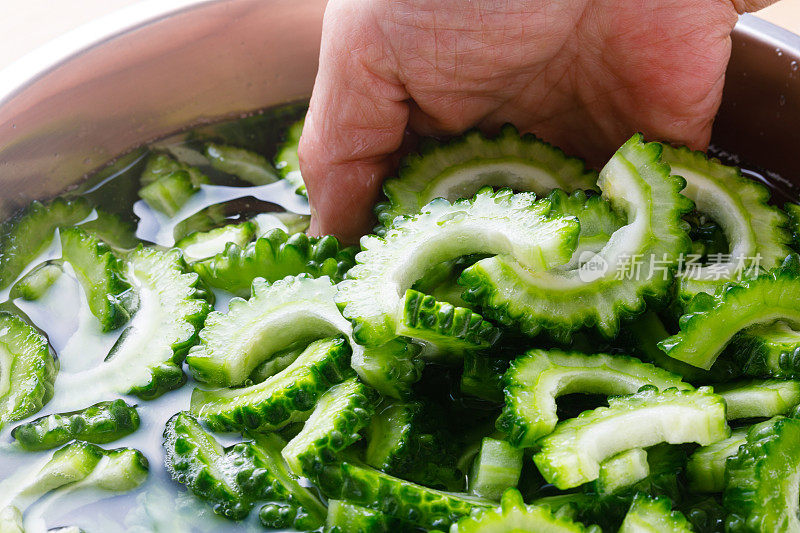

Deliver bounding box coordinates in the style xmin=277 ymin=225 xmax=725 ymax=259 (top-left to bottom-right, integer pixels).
xmin=623 ymin=311 xmax=739 ymax=383
xmin=0 ymin=197 xmax=93 ymax=289
xmin=686 ymin=427 xmax=748 ymax=493
xmin=0 ymin=312 xmax=57 ymax=431
xmin=350 ymin=337 xmax=424 ymax=400
xmin=249 ymin=432 xmax=327 ymax=531
xmin=496 ymin=349 xmax=691 ymax=447
xmin=176 ymin=221 xmax=257 ymax=263
xmin=724 ymin=415 xmax=800 ymax=533
xmin=187 ymin=275 xmax=353 ymax=386
xmin=461 ymin=134 xmax=693 ymax=340
xmin=314 ymin=461 xmax=492 ymax=531
xmin=726 ymin=321 xmax=800 ymax=379
xmin=190 ymin=337 xmax=354 ymax=433
xmin=365 ymin=399 xmax=465 ymax=492
xmin=192 ymin=228 xmax=356 ymax=297
xmin=376 ymin=124 xmax=598 ymax=228
xmin=660 ymin=254 xmax=800 ymax=370
xmin=450 ymin=488 xmax=601 ymax=533
xmin=282 ymin=377 xmax=376 ymax=479
xmin=326 ymin=499 xmax=405 ymax=533
xmin=534 ymin=444 xmax=688 ymax=531
xmin=12 ymin=399 xmax=140 ymax=451
xmin=397 ymin=289 xmax=501 ymax=354
xmin=619 ymin=493 xmax=694 ymax=533
xmin=460 ymin=352 xmax=509 ymax=402
xmin=60 ymin=227 xmax=138 ymax=332
xmin=163 ymin=412 xmax=324 ymax=528
xmin=533 ymin=386 xmax=729 ymax=490
xmin=56 ymin=247 xmax=212 ymax=404
xmin=660 ymin=144 xmax=791 ymax=302
xmin=139 ymin=151 xmax=207 ymax=187
xmin=338 ymin=187 xmax=580 ymax=347
xmin=546 ymin=188 xmax=625 ymax=269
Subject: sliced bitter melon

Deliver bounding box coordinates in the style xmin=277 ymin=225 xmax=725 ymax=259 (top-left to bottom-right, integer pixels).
xmin=0 ymin=197 xmax=92 ymax=289
xmin=715 ymin=379 xmax=800 ymax=420
xmin=10 ymin=261 xmax=63 ymax=301
xmin=619 ymin=493 xmax=693 ymax=533
xmin=274 ymin=117 xmax=307 ymax=196
xmin=660 ymin=144 xmax=792 ymax=301
xmin=314 ymin=461 xmax=491 ymax=530
xmin=595 ymin=448 xmax=650 ymax=495
xmin=192 ymin=229 xmax=356 ymax=297
xmin=138 ymin=170 xmax=201 ymax=217
xmin=190 ymin=336 xmax=353 ymax=432
xmin=376 ymin=124 xmax=598 ymax=226
xmin=0 ymin=441 xmax=147 ymax=516
xmin=76 ymin=209 xmax=140 ymax=252
xmin=187 ymin=275 xmax=354 ymax=386
xmin=12 ymin=399 xmax=140 ymax=451
xmin=187 ymin=274 xmax=421 ymax=397
xmin=723 ymin=416 xmax=800 ymax=532
xmin=0 ymin=312 xmax=57 ymax=430
xmin=461 ymin=135 xmax=693 ymax=339
xmin=325 ymin=499 xmax=402 ymax=533
xmin=58 ymin=247 xmax=212 ymax=403
xmin=686 ymin=427 xmax=748 ymax=493
xmin=204 ymin=143 xmax=279 ymax=185
xmin=624 ymin=311 xmax=727 ymax=383
xmin=349 ymin=337 xmax=423 ymax=399
xmin=547 ymin=189 xmax=625 ymax=269
xmin=140 ymin=151 xmax=207 ymax=186
xmin=163 ymin=412 xmax=325 ymax=527
xmin=726 ymin=320 xmax=800 ymax=379
xmin=365 ymin=399 xmax=464 ymax=491
xmin=396 ymin=289 xmax=501 ymax=355
xmin=468 ymin=437 xmax=524 ymax=501
xmin=60 ymin=227 xmax=138 ymax=332
xmin=338 ymin=187 xmax=580 ymax=347
xmin=282 ymin=377 xmax=375 ymax=477
xmin=496 ymin=349 xmax=691 ymax=447
xmin=175 ymin=221 xmax=257 ymax=263
xmin=450 ymin=488 xmax=601 ymax=533
xmin=533 ymin=386 xmax=728 ymax=489
xmin=249 ymin=433 xmax=327 ymax=531
xmin=460 ymin=351 xmax=510 ymax=402
xmin=659 ymin=254 xmax=800 ymax=370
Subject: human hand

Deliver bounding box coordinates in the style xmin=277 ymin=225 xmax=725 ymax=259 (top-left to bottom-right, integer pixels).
xmin=300 ymin=0 xmax=776 ymax=242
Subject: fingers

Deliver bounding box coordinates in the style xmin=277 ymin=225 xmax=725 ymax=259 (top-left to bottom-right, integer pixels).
xmin=300 ymin=0 xmax=409 ymax=243
xmin=730 ymin=0 xmax=780 ymax=14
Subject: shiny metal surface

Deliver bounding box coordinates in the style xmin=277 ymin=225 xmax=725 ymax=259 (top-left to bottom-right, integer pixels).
xmin=0 ymin=6 xmax=797 ymax=216
xmin=0 ymin=0 xmax=326 ymax=215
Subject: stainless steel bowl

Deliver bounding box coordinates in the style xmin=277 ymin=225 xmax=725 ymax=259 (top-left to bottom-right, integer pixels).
xmin=0 ymin=2 xmax=798 ymax=215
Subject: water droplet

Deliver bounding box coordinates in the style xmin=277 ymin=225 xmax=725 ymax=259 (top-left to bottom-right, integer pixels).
xmin=780 ymin=95 xmax=786 ymax=106
xmin=792 ymin=61 xmax=798 ymax=71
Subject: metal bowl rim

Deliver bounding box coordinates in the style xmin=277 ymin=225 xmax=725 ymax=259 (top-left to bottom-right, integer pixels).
xmin=0 ymin=0 xmax=222 ymax=108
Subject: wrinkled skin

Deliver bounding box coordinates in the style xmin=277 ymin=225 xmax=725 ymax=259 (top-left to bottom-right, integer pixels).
xmin=300 ymin=0 xmax=776 ymax=242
